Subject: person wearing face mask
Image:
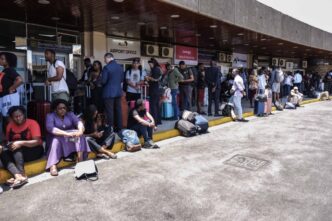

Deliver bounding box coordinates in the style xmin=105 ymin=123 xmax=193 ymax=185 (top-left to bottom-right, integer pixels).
xmin=127 ymin=99 xmax=159 ymax=149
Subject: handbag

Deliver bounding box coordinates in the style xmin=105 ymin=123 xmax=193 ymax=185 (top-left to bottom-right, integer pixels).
xmin=74 ymin=160 xmax=98 ymax=181
xmin=255 ymin=93 xmax=267 ymax=102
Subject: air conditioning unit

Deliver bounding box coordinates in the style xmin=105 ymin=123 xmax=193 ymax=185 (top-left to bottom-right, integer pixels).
xmin=286 ymin=62 xmax=294 ymax=70
xmin=279 ymin=59 xmax=286 ymax=68
xmin=272 ymin=58 xmax=279 ymax=66
xmin=161 ymin=47 xmax=173 ymax=58
xmin=302 ymin=60 xmax=308 ymax=69
xmin=145 ymin=44 xmax=159 ymax=56
xmin=218 ymin=53 xmax=226 ymax=62
xmin=226 ymin=54 xmax=232 ymax=63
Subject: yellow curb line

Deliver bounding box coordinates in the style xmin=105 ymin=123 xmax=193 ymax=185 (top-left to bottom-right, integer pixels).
xmin=0 ymin=98 xmax=326 ymax=183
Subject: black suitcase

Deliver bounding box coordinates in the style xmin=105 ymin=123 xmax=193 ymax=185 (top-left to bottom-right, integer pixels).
xmin=175 ymin=120 xmax=198 ymax=137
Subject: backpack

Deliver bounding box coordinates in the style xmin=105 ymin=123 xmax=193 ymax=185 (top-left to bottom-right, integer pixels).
xmin=275 ymin=70 xmax=284 ymax=83
xmin=0 ymin=72 xmax=4 ymax=93
xmin=120 ymin=129 xmax=142 ymax=152
xmin=182 ymin=110 xmax=198 ymax=123
xmin=65 ymin=68 xmax=78 ymax=91
xmin=123 ymin=67 xmax=143 ymax=92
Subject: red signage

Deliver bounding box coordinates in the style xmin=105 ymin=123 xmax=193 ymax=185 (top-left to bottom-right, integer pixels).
xmin=175 ymin=45 xmax=198 ymax=65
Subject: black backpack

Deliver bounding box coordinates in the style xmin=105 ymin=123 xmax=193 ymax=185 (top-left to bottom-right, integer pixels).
xmin=65 ymin=68 xmax=78 ymax=91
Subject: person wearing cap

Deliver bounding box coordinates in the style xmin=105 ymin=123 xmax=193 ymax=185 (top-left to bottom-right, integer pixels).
xmin=125 ymin=58 xmax=146 ymax=102
xmin=101 ymin=52 xmax=124 ymax=131
xmin=146 ymin=58 xmax=162 ymax=125
xmin=205 ymin=59 xmax=222 ymax=117
xmin=231 ymin=69 xmax=249 ymax=122
xmin=293 ymin=71 xmax=303 ymax=93
xmin=178 ymin=61 xmax=194 ymax=112
xmin=288 ymin=86 xmax=303 ymax=107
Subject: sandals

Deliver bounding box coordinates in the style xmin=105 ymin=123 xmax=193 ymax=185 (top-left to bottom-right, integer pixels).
xmin=108 ymin=153 xmax=117 ymax=159
xmin=96 ymin=153 xmax=110 ymax=160
xmin=11 ymin=178 xmax=28 ymax=189
xmin=5 ymin=178 xmax=15 ymax=186
xmin=50 ymin=167 xmax=58 ymax=176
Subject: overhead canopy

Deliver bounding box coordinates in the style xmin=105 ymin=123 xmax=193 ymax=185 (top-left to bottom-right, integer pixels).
xmin=2 ymin=0 xmax=332 ymax=59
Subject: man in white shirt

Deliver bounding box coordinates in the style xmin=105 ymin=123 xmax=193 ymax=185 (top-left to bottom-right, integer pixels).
xmin=44 ymin=49 xmax=69 ymax=101
xmin=126 ymin=58 xmax=146 ymax=101
xmin=293 ymin=71 xmax=303 ymax=93
xmin=231 ymin=69 xmax=249 ymax=122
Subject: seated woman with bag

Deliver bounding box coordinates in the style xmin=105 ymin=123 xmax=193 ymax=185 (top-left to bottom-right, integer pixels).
xmin=0 ymin=106 xmax=44 ymax=189
xmin=82 ymin=105 xmax=117 ymax=159
xmin=46 ymin=99 xmax=90 ymax=176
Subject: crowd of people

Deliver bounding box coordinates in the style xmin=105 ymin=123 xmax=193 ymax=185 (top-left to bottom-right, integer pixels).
xmin=0 ymin=49 xmax=331 ymax=191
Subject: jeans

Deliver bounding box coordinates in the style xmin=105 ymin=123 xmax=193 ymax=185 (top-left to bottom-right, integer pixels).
xmin=233 ymin=96 xmax=243 ymax=119
xmin=208 ymin=86 xmax=220 ymax=115
xmin=171 ymin=89 xmax=180 ymax=118
xmin=149 ymin=93 xmax=160 ymax=124
xmin=131 ymin=123 xmax=153 ymax=142
xmin=283 ymin=85 xmax=291 ymax=97
xmin=104 ymin=97 xmax=122 ymax=130
xmin=294 ymin=83 xmax=301 ymax=92
xmin=86 ymin=126 xmax=115 ymax=153
xmin=179 ymin=85 xmax=193 ymax=111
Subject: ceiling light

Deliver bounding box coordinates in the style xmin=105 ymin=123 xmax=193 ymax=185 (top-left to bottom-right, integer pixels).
xmin=38 ymin=0 xmax=50 ymax=4
xmin=51 ymin=17 xmax=60 ymax=21
xmin=14 ymin=0 xmax=25 ymax=7
xmin=39 ymin=34 xmax=56 ymax=38
xmin=261 ymin=38 xmax=266 ymax=41
xmin=160 ymin=26 xmax=167 ymax=30
xmin=137 ymin=22 xmax=146 ymax=26
xmin=223 ymin=39 xmax=228 ymax=42
xmin=293 ymin=46 xmax=298 ymax=49
xmin=170 ymin=14 xmax=180 ymax=18
xmin=306 ymin=49 xmax=311 ymax=51
xmin=0 ymin=45 xmax=6 ymax=49
xmin=195 ymin=34 xmax=201 ymax=37
xmin=113 ymin=0 xmax=124 ymax=2
xmin=111 ymin=16 xmax=120 ymax=20
xmin=278 ymin=42 xmax=284 ymax=45
xmin=210 ymin=25 xmax=217 ymax=28
xmin=209 ymin=37 xmax=215 ymax=40
xmin=237 ymin=33 xmax=244 ymax=36
xmin=244 ymin=43 xmax=249 ymax=46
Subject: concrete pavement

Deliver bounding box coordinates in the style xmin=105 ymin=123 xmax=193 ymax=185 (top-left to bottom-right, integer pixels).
xmin=0 ymin=101 xmax=331 ymax=221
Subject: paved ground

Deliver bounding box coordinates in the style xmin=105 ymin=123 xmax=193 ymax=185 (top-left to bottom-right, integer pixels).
xmin=1 ymin=101 xmax=332 ymax=221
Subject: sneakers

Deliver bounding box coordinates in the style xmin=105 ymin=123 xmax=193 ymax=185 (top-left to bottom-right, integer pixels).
xmin=143 ymin=140 xmax=160 ymax=149
xmin=237 ymin=118 xmax=249 ymax=122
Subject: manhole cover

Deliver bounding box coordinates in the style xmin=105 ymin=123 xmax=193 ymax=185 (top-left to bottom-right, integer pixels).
xmin=224 ymin=154 xmax=270 ymax=171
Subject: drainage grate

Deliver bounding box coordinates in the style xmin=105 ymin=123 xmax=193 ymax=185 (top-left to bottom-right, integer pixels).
xmin=224 ymin=154 xmax=270 ymax=171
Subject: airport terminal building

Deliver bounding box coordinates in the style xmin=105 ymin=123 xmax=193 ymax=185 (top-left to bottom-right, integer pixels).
xmin=1 ymin=0 xmax=332 ymax=90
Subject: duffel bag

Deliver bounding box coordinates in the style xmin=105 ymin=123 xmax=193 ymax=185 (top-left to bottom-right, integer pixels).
xmin=175 ymin=120 xmax=198 ymax=137
xmin=182 ymin=110 xmax=198 ymax=123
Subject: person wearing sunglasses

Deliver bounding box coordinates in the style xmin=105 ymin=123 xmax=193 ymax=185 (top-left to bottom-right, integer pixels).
xmin=45 ymin=99 xmax=90 ymax=176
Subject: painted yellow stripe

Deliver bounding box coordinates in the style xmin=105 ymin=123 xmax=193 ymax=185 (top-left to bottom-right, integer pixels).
xmin=0 ymin=98 xmax=325 ymax=183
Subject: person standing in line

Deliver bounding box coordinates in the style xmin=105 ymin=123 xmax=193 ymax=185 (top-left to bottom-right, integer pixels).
xmin=80 ymin=58 xmax=92 ymax=83
xmin=293 ymin=71 xmax=303 ymax=92
xmin=196 ymin=63 xmax=207 ymax=115
xmin=89 ymin=60 xmax=104 ymax=113
xmin=145 ymin=58 xmax=162 ymax=125
xmin=165 ymin=63 xmax=184 ymax=120
xmin=205 ymin=59 xmax=222 ymax=117
xmin=44 ymin=49 xmax=70 ymax=101
xmin=101 ymin=53 xmax=124 ymax=131
xmin=231 ymin=69 xmax=248 ymax=122
xmin=125 ymin=58 xmax=145 ymax=102
xmin=178 ymin=61 xmax=194 ymax=112
xmin=248 ymin=69 xmax=258 ymax=108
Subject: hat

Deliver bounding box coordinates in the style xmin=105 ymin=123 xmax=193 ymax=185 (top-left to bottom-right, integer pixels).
xmin=179 ymin=61 xmax=185 ymax=65
xmin=294 ymin=87 xmax=298 ymax=90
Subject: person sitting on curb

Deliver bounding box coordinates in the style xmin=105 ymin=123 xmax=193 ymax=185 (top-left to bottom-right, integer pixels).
xmin=82 ymin=104 xmax=117 ymax=159
xmin=288 ymin=87 xmax=303 ymax=107
xmin=127 ymin=99 xmax=160 ymax=149
xmin=0 ymin=106 xmax=44 ymax=189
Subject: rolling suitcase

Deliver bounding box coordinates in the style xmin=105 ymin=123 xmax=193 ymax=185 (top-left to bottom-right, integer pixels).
xmin=121 ymin=93 xmax=129 ymax=128
xmin=254 ymin=100 xmax=265 ymax=116
xmin=161 ymin=102 xmax=174 ymax=119
xmin=265 ymin=89 xmax=272 ymax=114
xmin=175 ymin=120 xmax=198 ymax=137
xmin=128 ymin=85 xmax=150 ymax=112
xmin=27 ymin=85 xmax=51 ymax=138
xmin=194 ymin=115 xmax=209 ymax=133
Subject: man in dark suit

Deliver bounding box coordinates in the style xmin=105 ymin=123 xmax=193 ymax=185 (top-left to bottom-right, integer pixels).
xmin=205 ymin=59 xmax=222 ymax=117
xmin=101 ymin=53 xmax=124 ymax=131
